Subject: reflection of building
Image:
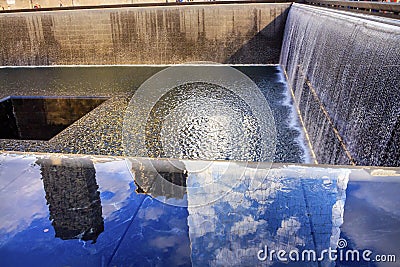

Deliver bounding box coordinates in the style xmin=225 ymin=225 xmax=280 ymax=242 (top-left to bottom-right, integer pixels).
xmin=131 ymin=159 xmax=187 ymax=200
xmin=37 ymin=157 xmax=104 ymax=243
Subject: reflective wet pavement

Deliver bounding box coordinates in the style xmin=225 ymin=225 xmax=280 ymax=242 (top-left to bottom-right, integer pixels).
xmin=0 ymin=152 xmax=398 ymax=266
xmin=0 ymin=153 xmax=190 ymax=267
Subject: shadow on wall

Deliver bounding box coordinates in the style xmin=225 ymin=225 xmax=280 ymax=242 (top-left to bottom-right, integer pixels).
xmin=0 ymin=15 xmax=62 ymax=65
xmin=0 ymin=3 xmax=291 ymax=65
xmin=225 ymin=10 xmax=288 ymax=64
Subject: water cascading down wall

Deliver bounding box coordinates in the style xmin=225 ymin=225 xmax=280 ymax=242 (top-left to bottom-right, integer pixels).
xmin=0 ymin=3 xmax=290 ymax=65
xmin=0 ymin=3 xmax=399 ymax=167
xmin=281 ymin=4 xmax=400 ymax=167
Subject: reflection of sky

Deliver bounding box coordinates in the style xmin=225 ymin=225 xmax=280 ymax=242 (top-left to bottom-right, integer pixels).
xmin=0 ymin=153 xmax=191 ymax=266
xmin=1 ymin=152 xmax=399 ymax=267
xmin=109 ymin=194 xmax=191 ymax=266
xmin=0 ymin=154 xmax=47 ymax=244
xmin=351 ymin=181 xmax=400 ymax=217
xmin=93 ymin=158 xmax=135 ymax=220
xmin=0 ymin=154 xmax=147 ymax=266
xmin=340 ymin=180 xmax=400 ymax=267
xmin=0 ymin=155 xmax=139 ymax=233
xmin=187 ymin=165 xmax=350 ymax=267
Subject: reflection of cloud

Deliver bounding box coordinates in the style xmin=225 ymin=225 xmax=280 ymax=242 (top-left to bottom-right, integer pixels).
xmin=225 ymin=190 xmax=252 ymax=209
xmin=138 ymin=207 xmax=164 ymax=221
xmin=149 ymin=235 xmax=191 ymax=266
xmin=0 ymin=154 xmax=40 ymax=190
xmin=150 ymin=236 xmax=179 ymax=249
xmin=185 ymin=162 xmax=244 ymax=208
xmin=276 ymin=217 xmax=304 ymax=247
xmin=168 ymin=216 xmax=189 ymax=230
xmin=214 ymin=247 xmax=260 ymax=266
xmin=94 ymin=159 xmax=133 ymax=220
xmin=352 ymin=182 xmax=400 ymax=217
xmin=342 ymin=180 xmax=400 ymax=267
xmin=188 ymin=164 xmax=350 ymax=266
xmin=231 ymin=215 xmax=267 ymax=237
xmin=187 ymin=206 xmax=216 ymax=239
xmin=245 ymin=179 xmax=284 ymax=205
xmin=0 ymin=154 xmax=47 ymax=243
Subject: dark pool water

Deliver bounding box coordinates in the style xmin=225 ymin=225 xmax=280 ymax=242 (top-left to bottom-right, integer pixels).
xmin=0 ymin=65 xmax=310 ymax=163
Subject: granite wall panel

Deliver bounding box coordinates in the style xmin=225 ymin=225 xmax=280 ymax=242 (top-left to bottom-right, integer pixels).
xmin=0 ymin=3 xmax=290 ymax=65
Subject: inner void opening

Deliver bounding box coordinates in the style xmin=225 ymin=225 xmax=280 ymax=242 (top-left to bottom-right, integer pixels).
xmin=0 ymin=96 xmax=108 ymax=141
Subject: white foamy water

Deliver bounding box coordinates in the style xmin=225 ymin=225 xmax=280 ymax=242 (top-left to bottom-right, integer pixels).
xmin=277 ymin=65 xmax=313 ymax=164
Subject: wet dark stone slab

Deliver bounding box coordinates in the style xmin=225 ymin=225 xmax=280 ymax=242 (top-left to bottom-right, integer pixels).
xmin=0 ymin=153 xmax=399 ymax=266
xmin=0 ymin=155 xmax=147 ymax=266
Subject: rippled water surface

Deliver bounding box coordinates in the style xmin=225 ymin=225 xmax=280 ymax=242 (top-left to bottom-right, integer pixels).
xmin=146 ymin=82 xmax=264 ymax=160
xmin=0 ymin=65 xmax=310 ymax=163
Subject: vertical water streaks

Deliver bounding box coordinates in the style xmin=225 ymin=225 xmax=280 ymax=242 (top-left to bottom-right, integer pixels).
xmin=280 ymin=4 xmax=400 ymax=166
xmin=0 ymin=3 xmax=290 ymax=65
xmin=278 ymin=66 xmax=313 ymax=164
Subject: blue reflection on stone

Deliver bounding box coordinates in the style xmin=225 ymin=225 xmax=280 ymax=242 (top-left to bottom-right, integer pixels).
xmin=0 ymin=153 xmax=399 ymax=267
xmin=187 ymin=164 xmax=349 ymax=266
xmin=100 ymin=191 xmax=116 ymax=201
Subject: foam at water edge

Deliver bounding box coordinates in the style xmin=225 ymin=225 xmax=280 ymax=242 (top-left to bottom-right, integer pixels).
xmin=280 ymin=3 xmax=400 ymax=166
xmin=277 ymin=65 xmax=312 ymax=164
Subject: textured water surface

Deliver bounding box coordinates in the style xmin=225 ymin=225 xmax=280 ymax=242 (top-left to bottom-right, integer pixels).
xmin=0 ymin=65 xmax=309 ymax=163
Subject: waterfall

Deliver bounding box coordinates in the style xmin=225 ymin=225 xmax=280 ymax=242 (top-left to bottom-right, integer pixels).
xmin=280 ymin=4 xmax=400 ymax=166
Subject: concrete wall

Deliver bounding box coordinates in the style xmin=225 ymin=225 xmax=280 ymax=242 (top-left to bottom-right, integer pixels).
xmin=0 ymin=3 xmax=290 ymax=65
xmin=0 ymin=0 xmax=167 ymax=10
xmin=281 ymin=4 xmax=400 ymax=167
